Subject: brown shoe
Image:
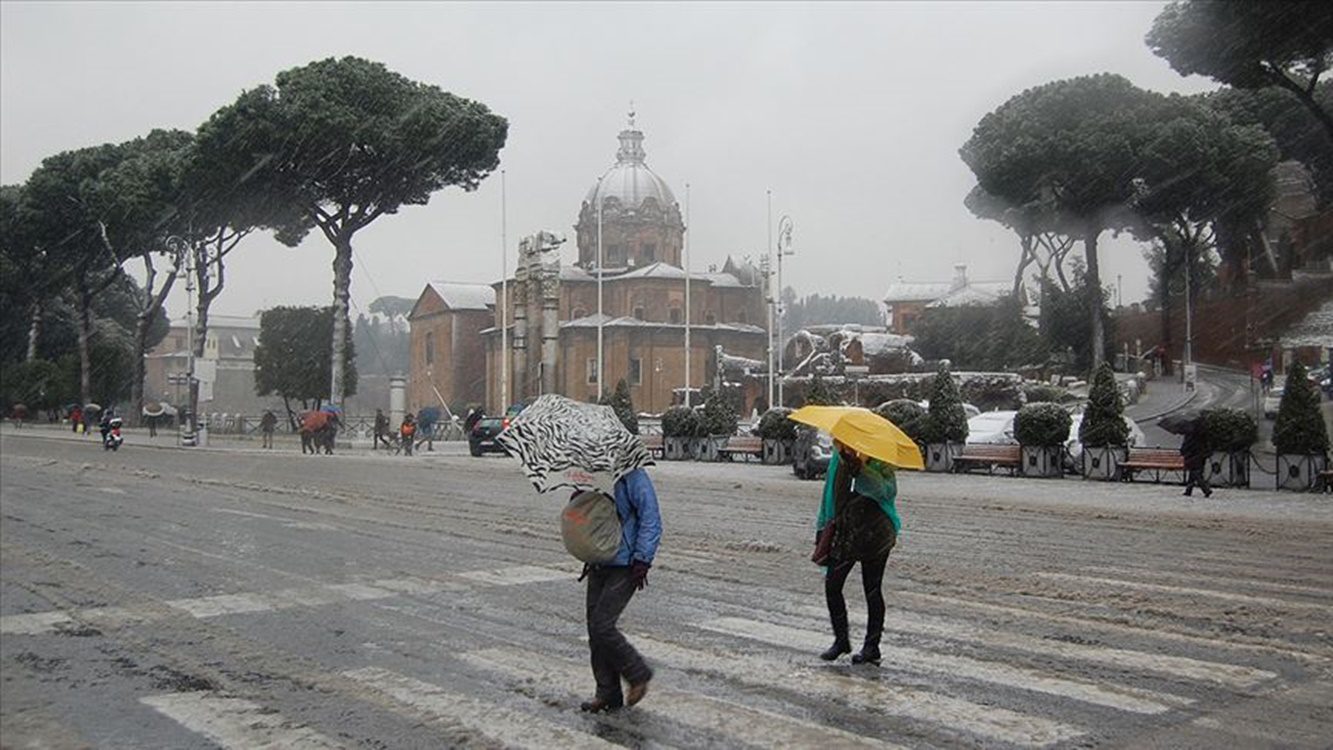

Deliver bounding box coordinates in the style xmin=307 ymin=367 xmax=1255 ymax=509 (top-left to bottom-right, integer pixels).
xmin=625 ymin=679 xmax=650 ymax=706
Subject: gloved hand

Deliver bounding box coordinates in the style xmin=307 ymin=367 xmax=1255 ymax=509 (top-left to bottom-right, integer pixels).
xmin=630 ymin=560 xmax=651 ymax=590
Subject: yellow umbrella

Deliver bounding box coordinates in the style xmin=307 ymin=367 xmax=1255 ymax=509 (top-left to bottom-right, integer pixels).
xmin=788 ymin=405 xmax=925 ymax=471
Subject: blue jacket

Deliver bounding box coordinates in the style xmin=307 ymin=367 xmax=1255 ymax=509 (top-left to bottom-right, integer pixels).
xmin=607 ymin=468 xmax=662 ymax=567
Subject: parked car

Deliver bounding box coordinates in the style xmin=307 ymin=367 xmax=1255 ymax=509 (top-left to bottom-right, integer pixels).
xmin=1064 ymin=411 xmax=1147 ymax=471
xmin=965 ymin=410 xmax=1018 ymax=445
xmin=1263 ymin=377 xmax=1286 ymax=419
xmin=792 ymin=427 xmax=833 ymax=480
xmin=468 ymin=416 xmax=509 ymax=457
xmin=922 ymin=400 xmax=982 ymax=420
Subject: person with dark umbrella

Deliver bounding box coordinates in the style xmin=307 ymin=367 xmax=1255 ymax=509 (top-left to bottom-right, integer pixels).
xmin=1160 ymin=411 xmax=1211 ymax=498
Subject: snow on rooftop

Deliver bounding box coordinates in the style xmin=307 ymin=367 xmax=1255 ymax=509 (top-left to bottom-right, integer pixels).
xmin=428 ymin=281 xmax=494 ymax=311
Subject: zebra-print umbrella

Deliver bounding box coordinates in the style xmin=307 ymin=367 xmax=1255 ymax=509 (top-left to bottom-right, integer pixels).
xmin=497 ymin=394 xmax=654 ymax=494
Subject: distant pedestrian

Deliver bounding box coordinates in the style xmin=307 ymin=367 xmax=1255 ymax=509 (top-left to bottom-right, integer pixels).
xmin=579 ymin=469 xmax=660 ymax=713
xmin=815 ymin=442 xmax=900 ymax=666
xmin=417 ymin=408 xmax=438 ymax=452
xmin=146 ymin=414 xmax=158 ymax=437
xmin=1180 ymin=425 xmax=1212 ymax=498
xmin=399 ymin=413 xmax=416 ymax=456
xmin=69 ymin=405 xmax=83 ymax=433
xmin=373 ymin=409 xmax=391 ymax=450
xmin=260 ymin=410 xmax=277 ymax=449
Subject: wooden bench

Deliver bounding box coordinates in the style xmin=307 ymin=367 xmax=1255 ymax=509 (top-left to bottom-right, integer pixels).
xmin=953 ymin=443 xmax=1021 ymax=475
xmin=640 ymin=433 xmax=664 ymax=459
xmin=719 ymin=435 xmax=764 ymax=462
xmin=1121 ymin=448 xmax=1186 ymax=483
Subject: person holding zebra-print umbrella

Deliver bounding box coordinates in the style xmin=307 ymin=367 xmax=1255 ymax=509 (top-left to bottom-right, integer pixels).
xmin=498 ymin=394 xmax=662 ymax=712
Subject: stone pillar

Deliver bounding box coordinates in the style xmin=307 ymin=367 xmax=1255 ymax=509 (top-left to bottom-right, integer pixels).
xmin=541 ymin=263 xmax=559 ymax=396
xmin=513 ymin=238 xmax=531 ymax=401
xmin=389 ymin=375 xmax=407 ymax=428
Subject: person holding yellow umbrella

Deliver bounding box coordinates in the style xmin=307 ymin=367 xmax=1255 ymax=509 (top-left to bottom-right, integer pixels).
xmin=791 ymin=405 xmax=923 ymax=665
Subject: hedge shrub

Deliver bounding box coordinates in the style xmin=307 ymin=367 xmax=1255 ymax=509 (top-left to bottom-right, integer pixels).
xmin=756 ymin=407 xmax=797 ymax=441
xmin=874 ymin=399 xmax=928 ymax=443
xmin=1014 ymin=403 xmax=1072 ymax=447
xmin=1200 ymin=408 xmax=1258 ymax=453
xmin=661 ymin=406 xmax=701 ymax=438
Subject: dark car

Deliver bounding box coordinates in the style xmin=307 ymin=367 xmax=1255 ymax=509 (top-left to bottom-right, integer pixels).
xmin=469 ymin=416 xmax=509 ymax=457
xmin=792 ymin=427 xmax=832 ymax=480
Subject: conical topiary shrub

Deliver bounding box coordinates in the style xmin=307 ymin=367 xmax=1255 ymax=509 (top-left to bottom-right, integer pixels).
xmin=660 ymin=405 xmax=700 ymax=460
xmin=1079 ymin=363 xmax=1129 ymax=479
xmin=874 ymin=399 xmax=928 ymax=443
xmin=757 ymin=407 xmax=796 ymax=464
xmin=599 ymin=378 xmax=639 ymax=435
xmin=1272 ymin=361 xmax=1330 ymax=490
xmin=921 ymin=363 xmax=968 ymax=471
xmin=699 ymin=390 xmax=739 ymax=461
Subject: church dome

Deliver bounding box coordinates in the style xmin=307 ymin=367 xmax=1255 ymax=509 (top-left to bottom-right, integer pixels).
xmin=585 ymin=124 xmax=676 ymax=210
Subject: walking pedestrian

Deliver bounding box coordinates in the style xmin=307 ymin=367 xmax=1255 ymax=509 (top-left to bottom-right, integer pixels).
xmin=69 ymin=405 xmax=83 ymax=434
xmin=399 ymin=413 xmax=416 ymax=456
xmin=1180 ymin=424 xmax=1212 ymax=498
xmin=580 ymin=468 xmax=660 ymax=713
xmin=815 ymin=442 xmax=900 ymax=665
xmin=373 ymin=409 xmax=390 ymax=450
xmin=146 ymin=414 xmax=157 ymax=438
xmin=417 ymin=408 xmax=437 ymax=452
xmin=260 ymin=410 xmax=277 ymax=449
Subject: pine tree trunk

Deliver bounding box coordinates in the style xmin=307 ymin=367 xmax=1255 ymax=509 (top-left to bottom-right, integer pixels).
xmin=26 ymin=302 xmax=42 ymax=362
xmin=329 ymin=237 xmax=354 ymax=406
xmin=189 ymin=265 xmax=210 ymax=431
xmin=132 ymin=313 xmax=149 ymax=428
xmin=1085 ymin=225 xmax=1104 ymax=372
xmin=77 ymin=283 xmax=93 ymax=406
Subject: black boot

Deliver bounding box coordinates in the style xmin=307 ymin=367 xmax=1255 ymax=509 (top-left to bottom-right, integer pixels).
xmin=819 ymin=639 xmax=851 ymax=661
xmin=851 ymin=645 xmax=881 ymax=665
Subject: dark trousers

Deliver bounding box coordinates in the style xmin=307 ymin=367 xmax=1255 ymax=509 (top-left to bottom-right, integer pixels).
xmin=586 ymin=566 xmax=652 ymax=703
xmin=826 ymin=553 xmax=890 ymax=648
xmin=1184 ymin=465 xmax=1211 ymax=495
xmin=261 ymin=430 xmax=274 ymax=449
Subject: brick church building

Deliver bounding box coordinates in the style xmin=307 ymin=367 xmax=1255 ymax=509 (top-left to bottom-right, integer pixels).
xmin=408 ymin=117 xmax=769 ymax=416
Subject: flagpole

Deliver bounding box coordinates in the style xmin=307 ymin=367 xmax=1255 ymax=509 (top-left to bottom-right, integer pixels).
xmin=596 ymin=174 xmax=605 ymax=401
xmin=684 ymin=182 xmax=691 ymax=409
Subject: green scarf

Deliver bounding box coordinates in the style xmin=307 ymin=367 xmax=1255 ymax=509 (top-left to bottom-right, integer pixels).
xmin=816 ymin=451 xmax=902 ymax=534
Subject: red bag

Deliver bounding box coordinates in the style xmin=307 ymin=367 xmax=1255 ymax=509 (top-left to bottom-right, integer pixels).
xmin=811 ymin=523 xmax=836 ymax=566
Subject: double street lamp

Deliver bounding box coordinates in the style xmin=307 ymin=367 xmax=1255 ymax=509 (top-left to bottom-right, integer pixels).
xmin=775 ymin=215 xmax=794 ymax=407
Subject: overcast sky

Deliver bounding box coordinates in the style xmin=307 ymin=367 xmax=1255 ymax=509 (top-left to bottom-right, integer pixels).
xmin=1 ymin=1 xmax=1219 ymax=322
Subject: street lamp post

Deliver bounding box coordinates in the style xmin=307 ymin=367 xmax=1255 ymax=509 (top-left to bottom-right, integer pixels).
xmin=776 ymin=215 xmax=794 ymax=407
xmin=766 ymin=190 xmax=774 ymax=408
xmin=500 ymin=169 xmax=509 ymax=412
xmin=596 ymin=174 xmax=605 ymax=401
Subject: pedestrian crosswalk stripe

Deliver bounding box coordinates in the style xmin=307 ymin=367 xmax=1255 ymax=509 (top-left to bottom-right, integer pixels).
xmin=1085 ymin=566 xmax=1333 ymax=601
xmin=141 ymin=692 xmax=344 ymax=749
xmin=457 ymin=565 xmax=570 ymax=586
xmin=459 ymin=647 xmax=902 ymax=749
xmin=885 ymin=589 xmax=1322 ymax=663
xmin=0 ymin=565 xmax=569 ymax=636
xmin=0 ymin=611 xmax=74 ymax=635
xmin=342 ymin=667 xmax=622 ymax=750
xmin=1032 ymin=572 xmax=1330 ymax=613
xmin=698 ymin=617 xmax=1187 ymax=715
xmin=792 ymin=604 xmax=1276 ymax=689
xmin=631 ymin=633 xmax=1083 ymax=747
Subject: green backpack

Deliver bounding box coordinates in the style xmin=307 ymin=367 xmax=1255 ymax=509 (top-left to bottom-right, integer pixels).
xmin=561 ymin=491 xmax=622 ymax=563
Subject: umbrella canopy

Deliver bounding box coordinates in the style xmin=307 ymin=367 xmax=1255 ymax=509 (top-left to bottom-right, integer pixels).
xmin=143 ymin=402 xmax=179 ymax=418
xmin=789 ymin=405 xmax=925 ymax=471
xmin=418 ymin=406 xmax=441 ymax=424
xmin=300 ymin=410 xmax=332 ymax=433
xmin=320 ymin=404 xmax=343 ymax=415
xmin=84 ymin=402 xmax=102 ymax=412
xmin=496 ymin=394 xmax=654 ymax=494
xmin=1157 ymin=409 xmax=1203 ymax=435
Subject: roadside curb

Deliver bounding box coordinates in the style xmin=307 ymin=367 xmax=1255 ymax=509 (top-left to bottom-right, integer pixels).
xmin=1128 ymin=388 xmax=1199 ymax=424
